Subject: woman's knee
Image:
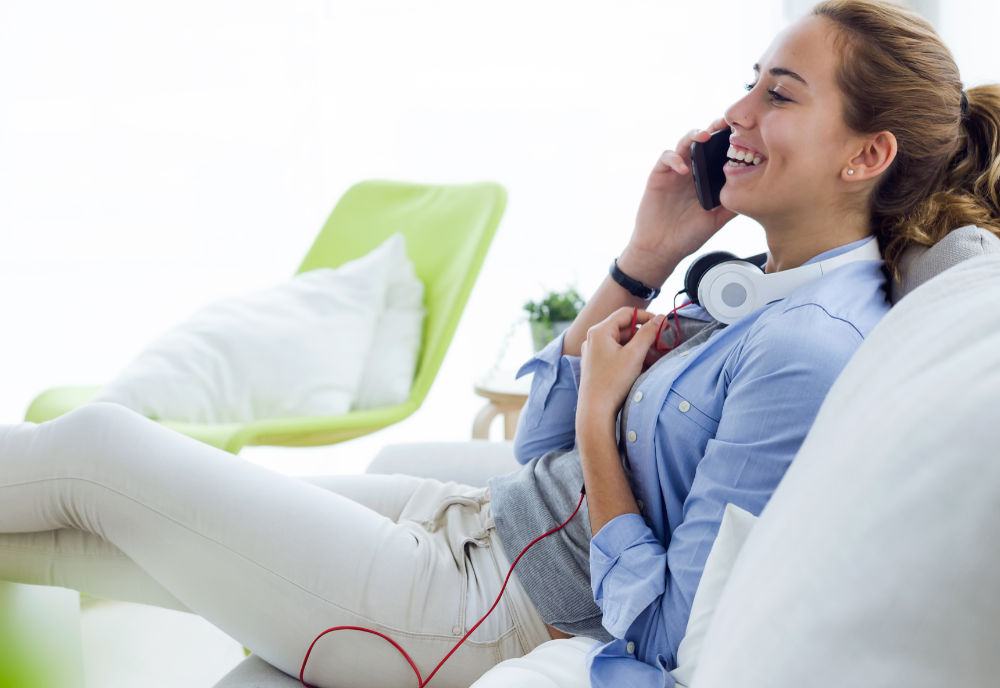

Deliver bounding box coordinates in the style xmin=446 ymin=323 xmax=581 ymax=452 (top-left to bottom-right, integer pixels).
xmin=45 ymin=402 xmax=155 ymax=463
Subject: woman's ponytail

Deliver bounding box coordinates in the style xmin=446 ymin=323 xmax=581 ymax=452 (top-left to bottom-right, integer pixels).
xmin=897 ymin=85 xmax=1000 ymax=262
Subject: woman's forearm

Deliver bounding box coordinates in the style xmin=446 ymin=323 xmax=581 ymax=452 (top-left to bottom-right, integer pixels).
xmin=577 ymin=411 xmax=640 ymax=535
xmin=563 ymin=246 xmax=680 ymax=357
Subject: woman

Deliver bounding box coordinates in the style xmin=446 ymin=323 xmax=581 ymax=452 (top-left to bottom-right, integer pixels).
xmin=2 ymin=2 xmax=999 ymax=687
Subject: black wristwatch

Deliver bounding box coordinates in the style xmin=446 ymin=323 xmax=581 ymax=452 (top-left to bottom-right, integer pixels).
xmin=609 ymin=259 xmax=661 ymax=300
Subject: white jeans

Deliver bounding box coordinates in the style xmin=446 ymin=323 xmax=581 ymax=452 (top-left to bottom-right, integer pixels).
xmin=0 ymin=403 xmax=552 ymax=688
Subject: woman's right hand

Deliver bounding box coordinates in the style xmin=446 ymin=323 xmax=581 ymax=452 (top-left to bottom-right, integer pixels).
xmin=618 ymin=118 xmax=738 ymax=287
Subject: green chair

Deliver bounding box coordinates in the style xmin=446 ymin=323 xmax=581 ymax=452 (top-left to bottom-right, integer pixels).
xmin=24 ymin=180 xmax=507 ymax=453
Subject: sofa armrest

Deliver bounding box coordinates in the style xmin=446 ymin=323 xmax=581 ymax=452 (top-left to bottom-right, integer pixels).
xmin=365 ymin=441 xmax=519 ymax=488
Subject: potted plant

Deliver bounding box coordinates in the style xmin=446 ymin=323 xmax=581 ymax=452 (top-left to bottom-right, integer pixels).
xmin=523 ymin=288 xmax=586 ymax=353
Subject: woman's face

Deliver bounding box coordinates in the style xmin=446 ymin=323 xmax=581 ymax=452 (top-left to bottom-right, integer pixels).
xmin=720 ymin=16 xmax=862 ymax=223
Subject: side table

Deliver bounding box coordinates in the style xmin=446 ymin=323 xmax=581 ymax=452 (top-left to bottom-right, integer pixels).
xmin=472 ymin=371 xmax=532 ymax=440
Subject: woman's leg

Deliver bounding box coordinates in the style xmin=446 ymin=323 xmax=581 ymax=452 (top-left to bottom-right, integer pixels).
xmin=0 ymin=473 xmax=431 ymax=613
xmin=0 ymin=404 xmax=534 ymax=688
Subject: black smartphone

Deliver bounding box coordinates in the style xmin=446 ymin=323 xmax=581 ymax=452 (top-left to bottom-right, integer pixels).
xmin=690 ymin=129 xmax=730 ymax=211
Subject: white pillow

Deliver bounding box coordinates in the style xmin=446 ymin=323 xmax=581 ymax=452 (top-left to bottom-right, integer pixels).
xmin=691 ymin=255 xmax=1000 ymax=688
xmin=671 ymin=504 xmax=757 ymax=687
xmin=92 ymin=234 xmax=408 ymax=424
xmin=470 ymin=637 xmax=598 ymax=688
xmin=352 ymin=236 xmax=425 ymax=410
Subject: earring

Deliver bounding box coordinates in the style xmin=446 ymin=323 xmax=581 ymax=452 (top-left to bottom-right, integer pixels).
xmin=847 ymin=169 xmax=855 ymax=176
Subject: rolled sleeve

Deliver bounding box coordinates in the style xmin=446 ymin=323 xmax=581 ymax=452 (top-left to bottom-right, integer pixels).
xmin=590 ymin=513 xmax=667 ymax=638
xmin=512 ymin=331 xmax=583 ymax=463
xmin=588 ymin=639 xmax=676 ymax=688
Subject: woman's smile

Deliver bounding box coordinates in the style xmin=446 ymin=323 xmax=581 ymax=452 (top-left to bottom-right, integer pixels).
xmin=722 ymin=136 xmax=767 ymax=177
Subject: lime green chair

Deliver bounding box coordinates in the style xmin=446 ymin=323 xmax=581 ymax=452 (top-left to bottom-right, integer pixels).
xmin=24 ymin=180 xmax=507 ymax=453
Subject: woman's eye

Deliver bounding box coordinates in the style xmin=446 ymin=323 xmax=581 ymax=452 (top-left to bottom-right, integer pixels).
xmin=766 ymin=88 xmax=790 ymax=103
xmin=744 ymin=82 xmax=757 ymax=92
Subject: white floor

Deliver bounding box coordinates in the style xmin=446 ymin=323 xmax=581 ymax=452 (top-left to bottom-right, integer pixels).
xmin=81 ymin=598 xmax=247 ymax=688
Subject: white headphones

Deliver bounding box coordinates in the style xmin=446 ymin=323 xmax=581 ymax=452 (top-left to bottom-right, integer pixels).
xmin=685 ymin=238 xmax=881 ymax=324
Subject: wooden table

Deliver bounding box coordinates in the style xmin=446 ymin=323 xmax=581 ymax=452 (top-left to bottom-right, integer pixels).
xmin=472 ymin=371 xmax=532 ymax=440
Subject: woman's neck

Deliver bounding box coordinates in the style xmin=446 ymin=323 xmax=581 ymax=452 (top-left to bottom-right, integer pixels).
xmin=760 ymin=204 xmax=872 ymax=273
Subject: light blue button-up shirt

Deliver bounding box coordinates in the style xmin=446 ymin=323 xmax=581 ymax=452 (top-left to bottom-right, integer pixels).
xmin=513 ymin=237 xmax=889 ymax=687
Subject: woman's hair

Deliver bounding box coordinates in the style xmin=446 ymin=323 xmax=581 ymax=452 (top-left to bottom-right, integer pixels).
xmin=811 ymin=0 xmax=1000 ymax=277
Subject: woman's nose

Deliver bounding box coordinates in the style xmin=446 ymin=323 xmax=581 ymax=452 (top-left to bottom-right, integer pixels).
xmin=724 ymin=93 xmax=757 ymax=132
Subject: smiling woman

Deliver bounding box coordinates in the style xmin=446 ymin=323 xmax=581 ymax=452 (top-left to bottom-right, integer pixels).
xmin=0 ymin=2 xmax=998 ymax=688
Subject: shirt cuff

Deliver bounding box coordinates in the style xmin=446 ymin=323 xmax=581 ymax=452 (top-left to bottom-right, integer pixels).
xmin=587 ymin=639 xmax=676 ymax=688
xmin=590 ymin=514 xmax=667 ymax=638
xmin=515 ymin=331 xmax=581 ymax=429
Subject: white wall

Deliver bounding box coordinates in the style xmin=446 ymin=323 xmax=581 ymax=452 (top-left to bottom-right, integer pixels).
xmin=0 ymin=1 xmax=995 ymax=474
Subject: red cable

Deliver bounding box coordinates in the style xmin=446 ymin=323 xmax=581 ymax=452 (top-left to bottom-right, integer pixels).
xmin=299 ymin=491 xmax=588 ymax=688
xmin=655 ymin=299 xmax=692 ymax=353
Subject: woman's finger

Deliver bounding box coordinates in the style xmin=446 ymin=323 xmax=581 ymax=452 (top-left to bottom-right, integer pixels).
xmin=707 ymin=117 xmax=730 ymax=134
xmin=657 ymin=150 xmax=689 ymax=174
xmin=626 ymin=314 xmax=667 ymax=358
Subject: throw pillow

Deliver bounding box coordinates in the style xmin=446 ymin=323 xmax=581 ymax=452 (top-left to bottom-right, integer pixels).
xmin=92 ymin=234 xmax=407 ymax=424
xmin=352 ymin=235 xmax=425 ymax=410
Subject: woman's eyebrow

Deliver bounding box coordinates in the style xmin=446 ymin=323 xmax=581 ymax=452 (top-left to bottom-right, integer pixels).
xmin=752 ymin=63 xmax=809 ymax=86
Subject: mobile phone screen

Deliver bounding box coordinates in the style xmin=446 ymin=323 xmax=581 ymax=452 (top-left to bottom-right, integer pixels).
xmin=690 ymin=129 xmax=730 ymax=210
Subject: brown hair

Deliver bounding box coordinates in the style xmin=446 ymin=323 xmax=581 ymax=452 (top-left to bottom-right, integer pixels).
xmin=811 ymin=0 xmax=1000 ymax=277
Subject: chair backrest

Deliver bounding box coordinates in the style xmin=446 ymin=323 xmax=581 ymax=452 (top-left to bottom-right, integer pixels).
xmin=296 ymin=179 xmax=507 ymax=408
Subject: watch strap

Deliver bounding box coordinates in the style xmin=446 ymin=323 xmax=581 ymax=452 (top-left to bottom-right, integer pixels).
xmin=609 ymin=259 xmax=661 ymax=300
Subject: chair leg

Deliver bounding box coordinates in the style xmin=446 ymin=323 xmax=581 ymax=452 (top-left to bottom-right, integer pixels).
xmin=0 ymin=582 xmax=85 ymax=688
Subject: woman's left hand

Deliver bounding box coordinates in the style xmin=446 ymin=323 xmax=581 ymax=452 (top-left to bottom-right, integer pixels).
xmin=578 ymin=308 xmax=666 ymax=433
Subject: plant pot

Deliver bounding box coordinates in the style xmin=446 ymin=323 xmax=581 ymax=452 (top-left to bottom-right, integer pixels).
xmin=530 ymin=320 xmax=573 ymax=353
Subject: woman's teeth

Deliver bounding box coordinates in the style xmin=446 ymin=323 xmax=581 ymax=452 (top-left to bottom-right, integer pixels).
xmin=727 ymin=145 xmax=763 ymax=167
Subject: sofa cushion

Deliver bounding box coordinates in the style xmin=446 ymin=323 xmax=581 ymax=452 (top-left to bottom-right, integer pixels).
xmin=692 ymin=255 xmax=1000 ymax=688
xmin=212 ymin=654 xmax=300 ymax=688
xmin=890 ymin=224 xmax=1000 ymax=303
xmin=365 ymin=441 xmax=520 ymax=487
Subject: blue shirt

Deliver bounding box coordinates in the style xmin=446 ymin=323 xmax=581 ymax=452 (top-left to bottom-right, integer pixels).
xmin=513 ymin=237 xmax=889 ymax=687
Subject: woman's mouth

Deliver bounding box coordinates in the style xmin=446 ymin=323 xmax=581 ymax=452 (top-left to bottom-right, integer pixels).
xmin=725 ymin=144 xmax=766 ymax=167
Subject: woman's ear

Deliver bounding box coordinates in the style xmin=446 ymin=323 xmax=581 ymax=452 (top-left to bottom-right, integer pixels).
xmin=841 ymin=131 xmax=898 ymax=182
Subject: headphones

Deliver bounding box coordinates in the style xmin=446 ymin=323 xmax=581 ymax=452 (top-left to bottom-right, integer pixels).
xmin=684 ymin=238 xmax=881 ymax=324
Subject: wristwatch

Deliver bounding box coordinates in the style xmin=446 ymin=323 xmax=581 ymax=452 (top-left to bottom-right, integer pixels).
xmin=609 ymin=259 xmax=661 ymax=300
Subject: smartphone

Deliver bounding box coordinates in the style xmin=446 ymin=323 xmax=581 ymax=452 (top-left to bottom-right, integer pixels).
xmin=690 ymin=129 xmax=730 ymax=211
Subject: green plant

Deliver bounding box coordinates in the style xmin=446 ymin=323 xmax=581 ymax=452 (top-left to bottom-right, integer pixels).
xmin=523 ymin=288 xmax=586 ymax=325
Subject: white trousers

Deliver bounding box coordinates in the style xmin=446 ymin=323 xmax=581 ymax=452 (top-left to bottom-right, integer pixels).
xmin=0 ymin=403 xmax=552 ymax=688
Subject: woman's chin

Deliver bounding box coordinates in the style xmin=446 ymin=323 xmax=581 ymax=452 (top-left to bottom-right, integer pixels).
xmin=719 ymin=188 xmax=748 ymax=215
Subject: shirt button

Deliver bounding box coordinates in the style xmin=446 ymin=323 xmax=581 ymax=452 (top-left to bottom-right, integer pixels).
xmin=626 ymin=641 xmax=635 ymax=654
xmin=633 ymin=391 xmax=643 ymax=403
xmin=679 ymin=401 xmax=691 ymax=413
xmin=627 ymin=430 xmax=637 ymax=442
xmin=636 ymin=499 xmax=644 ymax=511
xmin=452 ymin=626 xmax=463 ymax=636
xmin=678 ymin=350 xmax=690 ymax=356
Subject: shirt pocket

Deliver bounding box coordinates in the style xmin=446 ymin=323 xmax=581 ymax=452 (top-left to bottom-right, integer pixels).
xmin=665 ymin=388 xmax=720 ymax=436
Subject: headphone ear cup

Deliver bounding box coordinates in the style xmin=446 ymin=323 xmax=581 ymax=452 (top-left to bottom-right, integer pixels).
xmin=684 ymin=251 xmax=740 ymax=305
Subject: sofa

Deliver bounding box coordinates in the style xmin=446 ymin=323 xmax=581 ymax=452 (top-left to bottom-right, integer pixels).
xmin=213 ymin=226 xmax=1000 ymax=687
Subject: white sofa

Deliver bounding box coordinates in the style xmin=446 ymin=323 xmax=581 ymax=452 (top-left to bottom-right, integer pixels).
xmin=214 ymin=228 xmax=1000 ymax=687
